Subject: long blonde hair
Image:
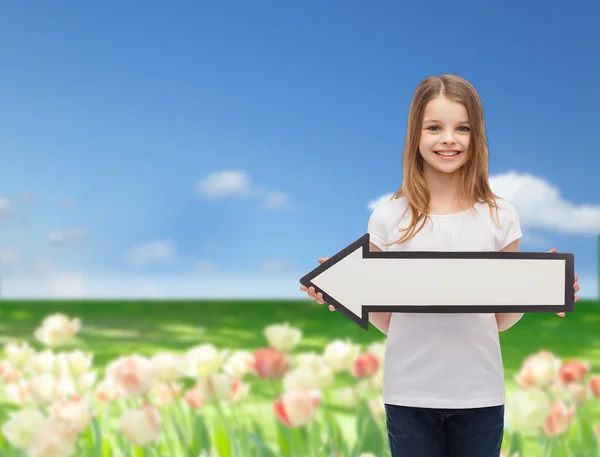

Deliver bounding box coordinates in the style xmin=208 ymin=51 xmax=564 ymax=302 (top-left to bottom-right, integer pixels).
xmin=388 ymin=74 xmax=500 ymax=246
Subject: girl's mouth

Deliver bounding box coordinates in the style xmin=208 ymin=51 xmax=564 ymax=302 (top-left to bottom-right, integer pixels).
xmin=435 ymin=150 xmax=462 ymax=159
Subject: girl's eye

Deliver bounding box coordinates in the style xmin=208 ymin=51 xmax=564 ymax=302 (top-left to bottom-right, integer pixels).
xmin=425 ymin=125 xmax=470 ymax=132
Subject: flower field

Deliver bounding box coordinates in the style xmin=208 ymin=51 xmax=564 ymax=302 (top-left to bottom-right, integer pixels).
xmin=0 ymin=299 xmax=598 ymax=456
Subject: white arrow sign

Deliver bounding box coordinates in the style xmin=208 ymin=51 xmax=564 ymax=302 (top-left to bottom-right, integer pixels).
xmin=299 ymin=233 xmax=575 ymax=330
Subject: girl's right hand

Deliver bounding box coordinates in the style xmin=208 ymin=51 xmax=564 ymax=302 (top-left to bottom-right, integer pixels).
xmin=299 ymin=257 xmax=336 ymax=311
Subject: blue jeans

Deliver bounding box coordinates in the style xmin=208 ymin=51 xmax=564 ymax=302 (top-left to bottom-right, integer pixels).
xmin=384 ymin=403 xmax=504 ymax=457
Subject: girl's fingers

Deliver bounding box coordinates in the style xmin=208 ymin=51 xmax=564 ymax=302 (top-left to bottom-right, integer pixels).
xmin=329 ymin=305 xmax=335 ymax=311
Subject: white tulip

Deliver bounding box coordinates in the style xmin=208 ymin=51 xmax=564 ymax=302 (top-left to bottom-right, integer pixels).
xmin=33 ymin=314 xmax=81 ymax=348
xmin=1 ymin=408 xmax=46 ymax=449
xmin=151 ymin=352 xmax=185 ymax=383
xmin=223 ymin=350 xmax=255 ymax=378
xmin=26 ymin=373 xmax=59 ymax=407
xmin=184 ymin=344 xmax=224 ymax=378
xmin=505 ymin=387 xmax=551 ymax=435
xmin=323 ymin=339 xmax=360 ymax=373
xmin=64 ymin=350 xmax=93 ymax=376
xmin=4 ymin=341 xmax=35 ymax=370
xmin=26 ymin=417 xmax=76 ymax=457
xmin=118 ymin=404 xmax=161 ymax=447
xmin=264 ymin=322 xmax=302 ymax=352
xmin=49 ymin=397 xmax=92 ymax=433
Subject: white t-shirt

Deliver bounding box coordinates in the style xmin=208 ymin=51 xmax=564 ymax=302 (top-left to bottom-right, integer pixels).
xmin=367 ymin=196 xmax=523 ymax=409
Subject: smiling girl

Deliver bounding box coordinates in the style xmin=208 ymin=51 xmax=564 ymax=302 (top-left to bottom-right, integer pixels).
xmin=301 ymin=74 xmax=580 ymax=457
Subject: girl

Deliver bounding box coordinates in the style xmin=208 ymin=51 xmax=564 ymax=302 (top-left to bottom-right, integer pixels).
xmin=300 ymin=74 xmax=580 ymax=457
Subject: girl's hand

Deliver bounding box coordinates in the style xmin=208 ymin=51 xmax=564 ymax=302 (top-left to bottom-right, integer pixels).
xmin=548 ymin=248 xmax=580 ymax=317
xmin=300 ymin=257 xmax=336 ymax=311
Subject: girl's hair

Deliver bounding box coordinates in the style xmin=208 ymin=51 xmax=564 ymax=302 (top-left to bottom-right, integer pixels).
xmin=387 ymin=74 xmax=500 ymax=246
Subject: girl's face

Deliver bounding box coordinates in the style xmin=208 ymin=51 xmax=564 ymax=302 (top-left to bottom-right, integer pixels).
xmin=418 ymin=96 xmax=471 ymax=176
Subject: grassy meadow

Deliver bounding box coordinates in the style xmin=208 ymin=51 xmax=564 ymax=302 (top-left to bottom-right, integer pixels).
xmin=0 ymin=298 xmax=598 ymax=456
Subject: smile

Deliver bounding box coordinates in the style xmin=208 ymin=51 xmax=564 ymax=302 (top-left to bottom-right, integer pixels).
xmin=435 ymin=150 xmax=462 ymax=158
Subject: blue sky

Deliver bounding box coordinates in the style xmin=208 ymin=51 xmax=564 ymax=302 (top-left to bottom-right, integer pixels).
xmin=0 ymin=1 xmax=598 ymax=299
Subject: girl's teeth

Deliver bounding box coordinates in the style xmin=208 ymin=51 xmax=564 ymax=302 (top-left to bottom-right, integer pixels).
xmin=437 ymin=152 xmax=458 ymax=156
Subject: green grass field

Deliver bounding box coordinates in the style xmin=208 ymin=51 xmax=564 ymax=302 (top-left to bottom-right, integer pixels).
xmin=0 ymin=298 xmax=598 ymax=456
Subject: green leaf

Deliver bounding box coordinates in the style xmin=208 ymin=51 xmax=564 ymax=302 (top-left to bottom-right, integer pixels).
xmin=321 ymin=411 xmax=346 ymax=457
xmin=508 ymin=430 xmax=524 ymax=456
xmin=289 ymin=426 xmax=309 ymax=456
xmin=131 ymin=445 xmax=145 ymax=457
xmin=577 ymin=415 xmax=599 ymax=457
xmin=102 ymin=438 xmax=112 ymax=457
xmin=248 ymin=433 xmax=282 ymax=457
xmin=548 ymin=438 xmax=571 ymax=457
xmin=276 ymin=420 xmax=293 ymax=457
xmin=308 ymin=419 xmax=324 ymax=455
xmin=354 ymin=399 xmax=385 ymax=455
xmin=90 ymin=417 xmax=103 ymax=456
xmin=188 ymin=412 xmax=212 ymax=455
xmin=171 ymin=414 xmax=188 ymax=450
xmin=213 ymin=419 xmax=232 ymax=457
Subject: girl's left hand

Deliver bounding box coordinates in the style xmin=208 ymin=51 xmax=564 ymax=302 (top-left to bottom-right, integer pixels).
xmin=549 ymin=248 xmax=580 ymax=317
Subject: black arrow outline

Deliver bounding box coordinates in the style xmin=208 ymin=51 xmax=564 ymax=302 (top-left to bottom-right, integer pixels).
xmin=299 ymin=233 xmax=575 ymax=330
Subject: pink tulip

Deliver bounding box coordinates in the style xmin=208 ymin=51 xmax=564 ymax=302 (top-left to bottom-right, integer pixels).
xmin=118 ymin=402 xmax=161 ymax=447
xmin=253 ymin=348 xmax=290 ymax=380
xmin=588 ymin=375 xmax=600 ymax=398
xmin=557 ymin=360 xmax=591 ymax=384
xmin=514 ymin=350 xmax=560 ymax=389
xmin=95 ymin=379 xmax=121 ymax=403
xmin=0 ymin=361 xmax=21 ymax=383
xmin=184 ymin=386 xmax=204 ymax=409
xmin=106 ymin=355 xmax=154 ymax=397
xmin=542 ymin=400 xmax=576 ymax=436
xmin=273 ymin=389 xmax=320 ymax=427
xmin=350 ymin=353 xmax=379 ymax=379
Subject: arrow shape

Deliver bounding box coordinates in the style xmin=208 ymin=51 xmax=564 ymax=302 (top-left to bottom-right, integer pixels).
xmin=299 ymin=233 xmax=575 ymax=330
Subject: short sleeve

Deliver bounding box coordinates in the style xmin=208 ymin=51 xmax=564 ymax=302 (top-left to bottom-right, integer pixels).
xmin=368 ymin=205 xmax=388 ymax=250
xmin=499 ymin=200 xmax=523 ymax=249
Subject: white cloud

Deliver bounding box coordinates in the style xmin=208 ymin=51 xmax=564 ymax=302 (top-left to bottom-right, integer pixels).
xmin=2 ymin=272 xmax=85 ymax=298
xmin=124 ymin=240 xmax=178 ymax=268
xmin=0 ymin=249 xmax=19 ymax=265
xmin=196 ymin=169 xmax=290 ymax=210
xmin=367 ymin=172 xmax=600 ymax=234
xmin=489 ymin=172 xmax=600 ymax=234
xmin=264 ymin=191 xmax=289 ymax=209
xmin=0 ymin=198 xmax=12 ymax=218
xmin=196 ymin=170 xmax=253 ymax=199
xmin=47 ymin=228 xmax=86 ymax=245
xmin=367 ymin=193 xmax=394 ymax=211
xmin=520 ymin=234 xmax=547 ymax=247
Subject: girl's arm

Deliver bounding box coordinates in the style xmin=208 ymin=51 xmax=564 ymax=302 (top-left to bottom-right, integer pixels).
xmin=368 ymin=242 xmax=392 ymax=335
xmin=495 ymin=238 xmax=524 ymax=331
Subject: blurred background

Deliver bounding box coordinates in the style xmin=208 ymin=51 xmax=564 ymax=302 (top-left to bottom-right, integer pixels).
xmin=0 ymin=2 xmax=598 ymax=456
